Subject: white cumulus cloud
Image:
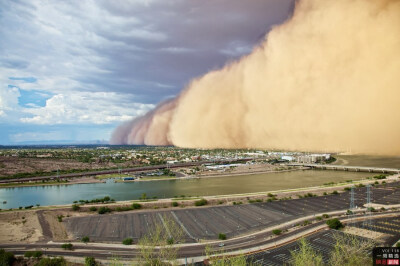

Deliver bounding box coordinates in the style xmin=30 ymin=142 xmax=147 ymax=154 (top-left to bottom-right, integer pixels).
xmin=0 ymin=86 xmax=20 ymax=118
xmin=20 ymin=92 xmax=154 ymax=125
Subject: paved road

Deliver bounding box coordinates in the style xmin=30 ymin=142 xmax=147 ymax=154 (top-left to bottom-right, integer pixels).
xmin=288 ymin=163 xmax=400 ymax=174
xmin=247 ymin=215 xmax=400 ymax=266
xmin=3 ymin=212 xmax=400 ymax=262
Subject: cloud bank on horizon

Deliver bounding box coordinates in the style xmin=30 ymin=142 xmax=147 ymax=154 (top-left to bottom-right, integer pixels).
xmin=111 ymin=0 xmax=400 ymax=155
xmin=0 ymin=0 xmax=293 ymax=144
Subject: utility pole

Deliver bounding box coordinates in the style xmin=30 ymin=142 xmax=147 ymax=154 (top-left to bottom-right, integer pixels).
xmin=350 ymin=186 xmax=356 ymax=226
xmin=363 ymin=184 xmax=372 ymax=229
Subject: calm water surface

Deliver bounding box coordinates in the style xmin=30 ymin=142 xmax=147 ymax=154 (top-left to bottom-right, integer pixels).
xmin=0 ymin=170 xmax=375 ymax=209
xmin=333 ymin=155 xmax=400 ymax=168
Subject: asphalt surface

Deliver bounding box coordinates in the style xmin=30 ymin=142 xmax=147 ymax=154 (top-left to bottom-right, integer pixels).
xmin=246 ymin=215 xmax=400 ymax=266
xmin=64 ymin=181 xmax=400 ymax=243
xmin=3 ymin=213 xmax=400 ymax=263
xmin=247 ymin=230 xmax=355 ymax=265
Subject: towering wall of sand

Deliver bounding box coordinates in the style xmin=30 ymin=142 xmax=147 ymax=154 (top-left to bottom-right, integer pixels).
xmin=111 ymin=0 xmax=400 ymax=155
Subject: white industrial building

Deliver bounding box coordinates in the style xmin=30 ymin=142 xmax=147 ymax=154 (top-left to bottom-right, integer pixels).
xmin=281 ymin=155 xmax=295 ymax=161
xmin=297 ymin=154 xmax=331 ymax=163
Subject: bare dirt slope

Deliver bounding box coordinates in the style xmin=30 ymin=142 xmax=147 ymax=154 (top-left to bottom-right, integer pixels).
xmin=0 ymin=210 xmax=42 ymax=243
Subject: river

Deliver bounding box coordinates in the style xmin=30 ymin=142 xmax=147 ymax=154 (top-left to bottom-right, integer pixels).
xmin=0 ymin=170 xmax=375 ymax=209
xmin=333 ymin=155 xmax=400 ymax=168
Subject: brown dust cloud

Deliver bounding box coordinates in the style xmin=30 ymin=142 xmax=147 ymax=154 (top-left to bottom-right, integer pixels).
xmin=110 ymin=0 xmax=400 ymax=155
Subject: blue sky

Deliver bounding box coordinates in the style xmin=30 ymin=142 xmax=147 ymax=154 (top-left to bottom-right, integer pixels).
xmin=0 ymin=0 xmax=293 ymax=145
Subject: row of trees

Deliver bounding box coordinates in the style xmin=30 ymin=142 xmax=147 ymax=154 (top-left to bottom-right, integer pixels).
xmin=0 ymin=248 xmax=97 ymax=266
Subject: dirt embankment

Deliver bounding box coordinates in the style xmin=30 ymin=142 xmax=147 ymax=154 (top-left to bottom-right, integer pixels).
xmin=0 ymin=209 xmax=78 ymax=243
xmin=0 ymin=210 xmax=42 ymax=243
xmin=41 ymin=211 xmax=70 ymax=241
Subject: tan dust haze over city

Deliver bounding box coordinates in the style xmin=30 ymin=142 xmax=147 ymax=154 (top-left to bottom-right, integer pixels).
xmin=110 ymin=0 xmax=400 ymax=155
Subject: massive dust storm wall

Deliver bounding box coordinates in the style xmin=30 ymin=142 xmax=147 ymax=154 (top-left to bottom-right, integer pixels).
xmin=111 ymin=0 xmax=400 ymax=155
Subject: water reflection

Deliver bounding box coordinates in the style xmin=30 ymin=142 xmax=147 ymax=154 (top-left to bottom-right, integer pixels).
xmin=0 ymin=170 xmax=375 ymax=209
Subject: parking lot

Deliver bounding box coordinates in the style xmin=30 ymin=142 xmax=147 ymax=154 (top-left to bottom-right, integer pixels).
xmin=248 ymin=214 xmax=400 ymax=266
xmin=351 ymin=216 xmax=400 ymax=245
xmin=65 ymin=182 xmax=400 ymax=243
xmin=248 ymin=230 xmax=349 ymax=265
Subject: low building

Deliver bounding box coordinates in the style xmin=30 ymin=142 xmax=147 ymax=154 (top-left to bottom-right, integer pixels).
xmin=297 ymin=154 xmax=331 ymax=163
xmin=281 ymin=155 xmax=294 ymax=161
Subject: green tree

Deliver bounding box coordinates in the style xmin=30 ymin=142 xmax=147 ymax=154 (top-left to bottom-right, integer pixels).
xmin=194 ymin=198 xmax=208 ymax=206
xmin=326 ymin=218 xmax=344 ymax=230
xmin=218 ymin=233 xmax=227 ymax=240
xmin=33 ymin=251 xmax=43 ymax=258
xmin=61 ymin=243 xmax=73 ymax=250
xmin=138 ymin=214 xmax=185 ymax=265
xmin=98 ymin=206 xmax=111 ymax=214
xmin=81 ymin=236 xmax=90 ymax=243
xmin=329 ymin=233 xmax=374 ymax=265
xmin=122 ymin=238 xmax=133 ymax=245
xmin=24 ymin=250 xmax=42 ymax=258
xmin=0 ymin=249 xmax=15 ymax=266
xmin=272 ymin=229 xmax=282 ymax=235
xmin=85 ymin=257 xmax=98 ymax=266
xmin=36 ymin=257 xmax=66 ymax=266
xmin=132 ymin=203 xmax=142 ymax=209
xmin=291 ymin=233 xmax=374 ymax=266
xmin=290 ymin=238 xmax=324 ymax=266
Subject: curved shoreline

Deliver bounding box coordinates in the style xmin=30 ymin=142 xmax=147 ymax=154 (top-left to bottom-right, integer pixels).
xmin=0 ymin=166 xmax=306 ymax=187
xmin=2 ymin=173 xmax=397 ymax=211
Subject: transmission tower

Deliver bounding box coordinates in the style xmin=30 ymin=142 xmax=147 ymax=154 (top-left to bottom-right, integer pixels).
xmin=363 ymin=185 xmax=373 ymax=229
xmin=350 ymin=186 xmax=356 ymax=226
